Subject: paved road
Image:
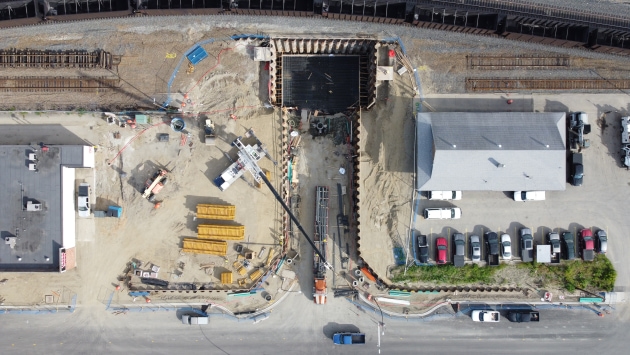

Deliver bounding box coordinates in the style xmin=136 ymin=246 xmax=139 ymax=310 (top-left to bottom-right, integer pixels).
xmin=0 ymin=292 xmax=627 ymax=355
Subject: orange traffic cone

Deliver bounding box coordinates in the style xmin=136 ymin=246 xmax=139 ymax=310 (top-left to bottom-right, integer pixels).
xmin=145 ymin=298 xmax=151 ymax=303
xmin=154 ymin=202 xmax=162 ymax=209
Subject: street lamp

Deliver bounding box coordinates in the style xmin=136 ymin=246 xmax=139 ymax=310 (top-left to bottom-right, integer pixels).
xmin=373 ymin=297 xmax=385 ymax=353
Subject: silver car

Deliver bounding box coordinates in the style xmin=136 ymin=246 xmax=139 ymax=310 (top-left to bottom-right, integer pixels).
xmin=501 ymin=234 xmax=512 ymax=260
xmin=470 ymin=235 xmax=481 ymax=262
xmin=596 ymin=230 xmax=608 ymax=254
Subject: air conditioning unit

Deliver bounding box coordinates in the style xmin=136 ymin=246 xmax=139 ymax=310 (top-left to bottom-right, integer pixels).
xmin=26 ymin=201 xmax=42 ymax=211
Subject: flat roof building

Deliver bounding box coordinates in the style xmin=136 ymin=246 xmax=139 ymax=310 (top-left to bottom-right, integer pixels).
xmin=0 ymin=145 xmax=94 ymax=272
xmin=416 ymin=112 xmax=566 ymax=192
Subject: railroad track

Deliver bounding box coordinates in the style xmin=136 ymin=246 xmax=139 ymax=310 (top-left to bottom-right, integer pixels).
xmin=467 ymin=55 xmax=570 ymax=70
xmin=0 ymin=49 xmax=120 ymax=70
xmin=466 ymin=78 xmax=630 ymax=92
xmin=0 ymin=76 xmax=120 ymax=92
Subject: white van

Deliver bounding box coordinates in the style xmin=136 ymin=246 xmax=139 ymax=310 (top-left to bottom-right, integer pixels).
xmin=423 ymin=207 xmax=462 ymax=219
xmin=513 ymin=191 xmax=545 ymax=201
xmin=428 ymin=191 xmax=462 ymax=200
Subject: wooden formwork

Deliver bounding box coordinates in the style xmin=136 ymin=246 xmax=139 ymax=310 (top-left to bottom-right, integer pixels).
xmin=181 ymin=238 xmax=227 ymax=256
xmin=196 ymin=204 xmax=236 ymax=220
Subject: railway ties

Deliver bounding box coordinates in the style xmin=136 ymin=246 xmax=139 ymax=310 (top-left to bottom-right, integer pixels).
xmin=467 ymin=54 xmax=570 ymax=70
xmin=466 ymin=78 xmax=630 ymax=92
xmin=0 ymin=49 xmax=121 ymax=70
xmin=0 ymin=76 xmax=120 ymax=92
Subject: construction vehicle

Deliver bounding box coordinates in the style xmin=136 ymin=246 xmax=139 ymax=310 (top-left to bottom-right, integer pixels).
xmin=569 ymin=112 xmax=591 ymax=150
xmin=204 ymin=119 xmax=216 ymax=146
xmin=142 ymin=169 xmax=168 ymax=202
xmin=215 ymin=129 xmax=331 ymax=301
xmin=621 ymin=117 xmax=630 ymax=168
xmin=313 ymin=186 xmax=329 ymax=304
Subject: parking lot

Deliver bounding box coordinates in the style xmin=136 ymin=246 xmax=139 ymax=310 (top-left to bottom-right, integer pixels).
xmin=412 ymin=94 xmax=630 ymax=279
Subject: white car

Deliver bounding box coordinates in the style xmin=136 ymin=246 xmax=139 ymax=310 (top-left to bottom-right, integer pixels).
xmin=471 ymin=310 xmax=500 ymax=322
xmin=423 ymin=207 xmax=462 ymax=219
xmin=78 ymin=183 xmax=90 ymax=218
xmin=501 ymin=234 xmax=512 ymax=260
xmin=513 ymin=191 xmax=545 ymax=201
xmin=428 ymin=191 xmax=462 ymax=200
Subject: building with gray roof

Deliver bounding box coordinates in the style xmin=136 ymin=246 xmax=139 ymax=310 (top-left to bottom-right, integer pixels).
xmin=0 ymin=145 xmax=94 ymax=272
xmin=416 ymin=112 xmax=566 ymax=192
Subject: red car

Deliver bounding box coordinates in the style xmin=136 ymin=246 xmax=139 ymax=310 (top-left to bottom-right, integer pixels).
xmin=580 ymin=229 xmax=595 ymax=261
xmin=436 ymin=237 xmax=448 ymax=264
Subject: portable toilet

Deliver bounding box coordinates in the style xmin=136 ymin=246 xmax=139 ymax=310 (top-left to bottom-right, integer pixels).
xmin=107 ymin=206 xmax=123 ymax=218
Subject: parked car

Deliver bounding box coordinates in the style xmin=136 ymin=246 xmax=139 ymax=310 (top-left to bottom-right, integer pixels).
xmin=500 ymin=234 xmax=512 ymax=260
xmin=424 ymin=207 xmax=462 ymax=219
xmin=562 ymin=232 xmax=576 ymax=260
xmin=513 ymin=191 xmax=545 ymax=201
xmin=414 ymin=233 xmax=430 ymax=264
xmin=471 ymin=310 xmax=500 ymax=322
xmin=520 ymin=228 xmax=534 ymax=262
xmin=485 ymin=232 xmax=500 ymax=266
xmin=547 ymin=232 xmax=561 ymax=254
xmin=570 ymin=153 xmax=584 ymax=186
xmin=595 ymin=229 xmax=608 ymax=254
xmin=436 ymin=237 xmax=448 ymax=265
xmin=428 ymin=191 xmax=462 ymax=200
xmin=453 ymin=233 xmax=465 ymax=267
xmin=596 ymin=230 xmax=608 ymax=254
xmin=470 ymin=235 xmax=481 ymax=263
xmin=580 ymin=229 xmax=595 ymax=261
xmin=78 ymin=183 xmax=90 ymax=218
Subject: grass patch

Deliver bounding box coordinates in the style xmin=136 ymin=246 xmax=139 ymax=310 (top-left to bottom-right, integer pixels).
xmin=391 ymin=264 xmax=502 ymax=285
xmin=518 ymin=254 xmax=616 ymax=292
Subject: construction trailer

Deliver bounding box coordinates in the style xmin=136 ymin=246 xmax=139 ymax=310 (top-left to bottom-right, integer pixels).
xmin=196 ymin=204 xmax=235 ymax=220
xmin=181 ymin=238 xmax=227 ymax=256
xmin=313 ymin=186 xmax=329 ymax=305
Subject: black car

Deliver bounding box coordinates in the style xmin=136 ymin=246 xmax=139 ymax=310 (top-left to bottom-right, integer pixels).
xmin=414 ymin=233 xmax=429 ymax=265
xmin=561 ymin=232 xmax=576 ymax=260
xmin=570 ymin=153 xmax=583 ymax=186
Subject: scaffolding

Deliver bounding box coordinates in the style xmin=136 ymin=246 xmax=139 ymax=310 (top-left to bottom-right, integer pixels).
xmin=314 ymin=186 xmax=329 ymax=278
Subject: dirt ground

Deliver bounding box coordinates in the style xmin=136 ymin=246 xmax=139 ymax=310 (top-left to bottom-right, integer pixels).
xmin=0 ymin=39 xmax=283 ymax=309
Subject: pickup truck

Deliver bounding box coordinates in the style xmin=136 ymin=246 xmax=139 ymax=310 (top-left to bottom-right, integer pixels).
xmin=547 ymin=232 xmax=561 ymax=264
xmin=471 ymin=310 xmax=500 ymax=322
xmin=332 ymin=332 xmax=366 ymax=345
xmin=520 ymin=228 xmax=534 ymax=262
xmin=453 ymin=233 xmax=465 ymax=267
xmin=580 ymin=229 xmax=595 ymax=261
xmin=485 ymin=232 xmax=500 ymax=266
xmin=429 ymin=191 xmax=462 ymax=200
xmin=413 ymin=232 xmax=429 ymax=265
xmin=507 ymin=311 xmax=539 ymax=323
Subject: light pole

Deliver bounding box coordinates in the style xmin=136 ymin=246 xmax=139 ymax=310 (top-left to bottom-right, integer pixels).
xmin=373 ymin=297 xmax=385 ymax=353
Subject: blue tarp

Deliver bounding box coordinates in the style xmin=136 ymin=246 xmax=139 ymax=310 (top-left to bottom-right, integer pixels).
xmin=187 ymin=46 xmax=208 ymax=65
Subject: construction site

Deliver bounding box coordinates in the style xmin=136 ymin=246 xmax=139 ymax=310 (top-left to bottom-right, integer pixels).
xmin=0 ymin=5 xmax=627 ymax=320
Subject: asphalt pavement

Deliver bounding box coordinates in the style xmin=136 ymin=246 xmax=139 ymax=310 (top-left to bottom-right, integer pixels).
xmin=0 ymin=291 xmax=627 ymax=355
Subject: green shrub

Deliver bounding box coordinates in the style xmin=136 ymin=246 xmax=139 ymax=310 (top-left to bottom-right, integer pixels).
xmin=392 ymin=264 xmax=501 ymax=285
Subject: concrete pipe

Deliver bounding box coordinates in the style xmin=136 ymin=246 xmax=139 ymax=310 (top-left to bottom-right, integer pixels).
xmin=354 ymin=269 xmax=362 ymax=276
xmin=286 ymin=258 xmax=293 ymax=265
xmin=358 ymin=277 xmax=365 ymax=283
xmin=352 ymin=281 xmax=359 ymax=287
